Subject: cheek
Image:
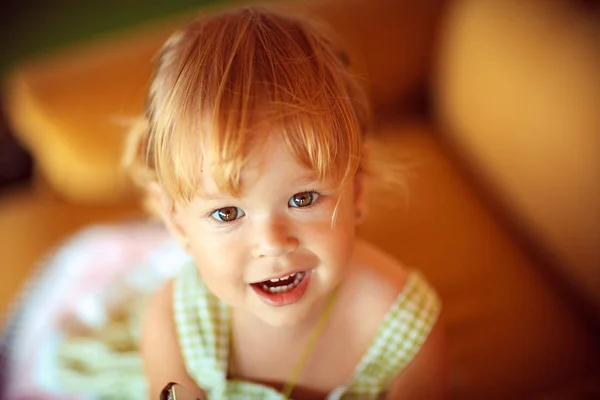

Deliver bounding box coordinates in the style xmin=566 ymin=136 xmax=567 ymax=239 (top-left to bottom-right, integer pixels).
xmin=304 ymin=213 xmax=356 ymax=263
xmin=329 ymin=198 xmax=358 ymax=262
xmin=184 ymin=224 xmax=249 ymax=277
xmin=187 ymin=233 xmax=249 ymax=303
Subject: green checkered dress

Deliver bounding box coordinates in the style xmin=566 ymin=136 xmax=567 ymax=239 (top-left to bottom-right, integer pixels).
xmin=174 ymin=263 xmax=441 ymax=400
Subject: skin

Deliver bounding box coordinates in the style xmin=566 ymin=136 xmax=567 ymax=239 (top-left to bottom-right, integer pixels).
xmin=141 ymin=137 xmax=447 ymax=399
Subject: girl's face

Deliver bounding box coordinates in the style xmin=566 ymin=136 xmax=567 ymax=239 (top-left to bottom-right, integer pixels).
xmin=165 ymin=137 xmax=361 ymax=327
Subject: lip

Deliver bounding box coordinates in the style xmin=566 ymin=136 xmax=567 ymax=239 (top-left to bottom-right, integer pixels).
xmin=250 ymin=270 xmax=312 ymax=307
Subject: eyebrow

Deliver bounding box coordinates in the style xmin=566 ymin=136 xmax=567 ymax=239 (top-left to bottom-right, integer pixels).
xmin=195 ymin=191 xmax=234 ymax=201
xmin=294 ymin=173 xmax=319 ymax=186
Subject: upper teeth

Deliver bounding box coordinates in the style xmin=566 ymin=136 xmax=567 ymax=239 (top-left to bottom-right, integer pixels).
xmin=261 ymin=271 xmax=305 ymax=293
xmin=270 ymin=272 xmax=295 ymax=283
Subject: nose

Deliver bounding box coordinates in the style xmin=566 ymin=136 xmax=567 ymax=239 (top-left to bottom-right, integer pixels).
xmin=252 ymin=217 xmax=299 ymax=258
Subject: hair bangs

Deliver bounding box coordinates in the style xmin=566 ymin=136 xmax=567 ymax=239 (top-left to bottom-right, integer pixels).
xmin=137 ymin=7 xmax=370 ymax=205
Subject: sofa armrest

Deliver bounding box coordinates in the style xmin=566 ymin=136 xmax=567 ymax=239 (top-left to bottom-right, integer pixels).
xmin=434 ymin=0 xmax=600 ymax=314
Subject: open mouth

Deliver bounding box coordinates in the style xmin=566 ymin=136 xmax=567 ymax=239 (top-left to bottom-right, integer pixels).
xmin=255 ymin=271 xmax=306 ymax=293
xmin=250 ymin=270 xmax=311 ymax=306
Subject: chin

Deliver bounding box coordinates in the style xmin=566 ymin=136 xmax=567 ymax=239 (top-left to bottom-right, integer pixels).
xmin=255 ymin=306 xmax=311 ymax=328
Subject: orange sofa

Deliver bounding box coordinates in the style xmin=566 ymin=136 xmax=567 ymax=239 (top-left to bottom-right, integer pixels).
xmin=1 ymin=0 xmax=599 ymax=398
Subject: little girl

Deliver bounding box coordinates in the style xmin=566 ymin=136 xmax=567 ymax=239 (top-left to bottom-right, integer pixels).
xmin=125 ymin=6 xmax=446 ymax=400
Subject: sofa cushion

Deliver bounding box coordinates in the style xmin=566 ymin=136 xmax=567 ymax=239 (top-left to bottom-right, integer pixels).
xmin=3 ymin=27 xmax=173 ymax=204
xmin=359 ymin=122 xmax=599 ymax=398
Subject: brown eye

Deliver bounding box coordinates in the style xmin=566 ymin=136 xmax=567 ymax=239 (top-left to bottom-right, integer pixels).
xmin=289 ymin=192 xmax=319 ymax=208
xmin=211 ymin=207 xmax=245 ymax=222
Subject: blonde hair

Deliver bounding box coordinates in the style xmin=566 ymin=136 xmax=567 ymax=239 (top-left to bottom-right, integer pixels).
xmin=124 ymin=6 xmax=371 ymax=206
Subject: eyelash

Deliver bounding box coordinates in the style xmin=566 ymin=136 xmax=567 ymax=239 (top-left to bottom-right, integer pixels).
xmin=207 ymin=190 xmax=323 ymax=224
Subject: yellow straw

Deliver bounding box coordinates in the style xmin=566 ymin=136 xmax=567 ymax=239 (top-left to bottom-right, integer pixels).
xmin=281 ymin=287 xmax=339 ymax=399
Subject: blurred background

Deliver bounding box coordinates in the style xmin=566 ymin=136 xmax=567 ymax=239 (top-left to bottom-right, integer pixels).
xmin=0 ymin=0 xmax=599 ymax=398
xmin=0 ymin=0 xmax=225 ymax=75
xmin=0 ymin=0 xmax=224 ymax=193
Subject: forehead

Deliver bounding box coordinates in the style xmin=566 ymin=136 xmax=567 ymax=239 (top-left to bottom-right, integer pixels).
xmin=197 ymin=136 xmax=318 ymax=199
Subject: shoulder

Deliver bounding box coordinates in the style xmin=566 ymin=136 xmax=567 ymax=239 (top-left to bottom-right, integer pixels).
xmin=338 ymin=239 xmax=410 ymax=348
xmin=140 ymin=279 xmax=204 ymax=399
xmin=345 ymin=240 xmax=447 ymax=399
xmin=384 ymin=317 xmax=448 ymax=399
xmin=345 ymin=239 xmax=410 ymax=322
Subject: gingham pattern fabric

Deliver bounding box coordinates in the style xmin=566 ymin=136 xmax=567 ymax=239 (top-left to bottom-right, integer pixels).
xmin=174 ymin=264 xmax=440 ymax=400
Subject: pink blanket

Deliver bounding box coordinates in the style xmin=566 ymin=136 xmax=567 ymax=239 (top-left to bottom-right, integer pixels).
xmin=1 ymin=221 xmax=189 ymax=399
